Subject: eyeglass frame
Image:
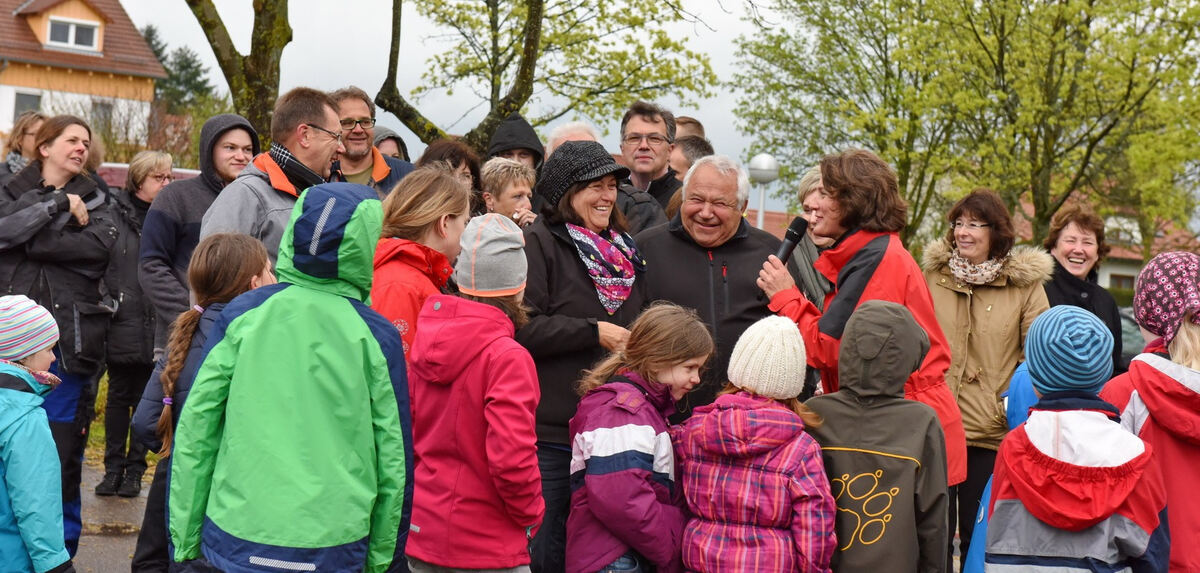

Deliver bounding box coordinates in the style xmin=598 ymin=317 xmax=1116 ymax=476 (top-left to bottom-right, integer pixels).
xmin=147 ymin=173 xmax=174 ymax=184
xmin=620 ymin=133 xmax=672 ymax=147
xmin=339 ymin=117 xmax=377 ymax=131
xmin=952 ymin=220 xmax=991 ymax=230
xmin=305 ymin=123 xmax=343 ymax=143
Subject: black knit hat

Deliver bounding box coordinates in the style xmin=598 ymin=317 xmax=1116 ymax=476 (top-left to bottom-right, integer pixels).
xmin=535 ymin=140 xmax=630 ymax=207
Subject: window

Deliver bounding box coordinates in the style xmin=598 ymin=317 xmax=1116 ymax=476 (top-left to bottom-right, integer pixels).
xmin=91 ymin=101 xmax=112 ymax=134
xmin=46 ymin=18 xmax=99 ymax=51
xmin=1110 ymin=274 xmax=1136 ymax=291
xmin=13 ymin=93 xmax=41 ymax=122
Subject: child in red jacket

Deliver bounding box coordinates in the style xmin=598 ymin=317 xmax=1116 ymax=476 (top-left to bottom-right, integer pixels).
xmin=406 ymin=213 xmax=544 ymax=572
xmin=566 ymin=303 xmax=714 ymax=573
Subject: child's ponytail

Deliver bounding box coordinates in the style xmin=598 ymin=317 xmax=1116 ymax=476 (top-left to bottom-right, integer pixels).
xmin=155 ymin=308 xmax=200 ymax=456
xmin=155 ymin=232 xmax=269 ymax=456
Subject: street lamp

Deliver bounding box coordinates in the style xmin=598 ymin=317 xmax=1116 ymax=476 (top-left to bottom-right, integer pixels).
xmin=747 ymin=153 xmax=780 ymax=230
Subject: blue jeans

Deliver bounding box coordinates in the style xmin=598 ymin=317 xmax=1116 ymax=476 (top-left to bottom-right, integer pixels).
xmin=598 ymin=552 xmax=643 ymax=573
xmin=530 ymin=443 xmax=571 ymax=573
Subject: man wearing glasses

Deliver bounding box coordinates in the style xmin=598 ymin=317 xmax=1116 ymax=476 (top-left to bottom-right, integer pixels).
xmin=329 ymin=86 xmax=414 ymax=198
xmin=634 ymin=155 xmax=799 ymax=420
xmin=619 ymin=101 xmax=682 ymax=211
xmin=201 ymin=87 xmax=344 ymax=264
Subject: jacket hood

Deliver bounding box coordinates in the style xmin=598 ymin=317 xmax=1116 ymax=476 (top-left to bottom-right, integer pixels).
xmin=373 ymin=238 xmax=453 ymax=290
xmin=275 ymin=183 xmax=383 ymax=302
xmin=839 ymin=300 xmax=930 ymax=398
xmin=693 ymin=391 xmax=806 ymax=458
xmin=199 ymin=114 xmax=261 ymax=192
xmin=0 ymin=362 xmax=45 ymax=435
xmin=1128 ymin=353 xmax=1200 ymax=445
xmin=921 ymin=239 xmax=1054 ymax=288
xmin=409 ymin=295 xmax=513 ymax=384
xmin=1000 ymin=403 xmax=1153 ymax=530
xmin=487 ymin=112 xmax=545 ymax=167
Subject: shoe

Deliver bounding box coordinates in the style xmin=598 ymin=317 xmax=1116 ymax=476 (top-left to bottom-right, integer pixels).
xmin=117 ymin=470 xmax=143 ymax=498
xmin=95 ymin=472 xmax=121 ymax=496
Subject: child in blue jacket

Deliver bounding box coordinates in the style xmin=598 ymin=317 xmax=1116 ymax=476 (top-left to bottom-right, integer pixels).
xmin=0 ymin=295 xmax=75 ymax=573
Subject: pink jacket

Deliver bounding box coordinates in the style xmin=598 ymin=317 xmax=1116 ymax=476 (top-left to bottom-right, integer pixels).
xmin=405 ymin=295 xmax=543 ymax=568
xmin=674 ymin=391 xmax=836 ymax=573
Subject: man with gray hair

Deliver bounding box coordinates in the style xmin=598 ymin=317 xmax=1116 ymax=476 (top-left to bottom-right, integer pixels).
xmin=635 ymin=155 xmax=799 ymax=419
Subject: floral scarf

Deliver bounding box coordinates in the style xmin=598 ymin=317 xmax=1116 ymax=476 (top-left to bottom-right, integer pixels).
xmin=565 ymin=223 xmax=646 ymax=315
xmin=5 ymin=151 xmax=28 ymax=176
xmin=0 ymin=358 xmax=61 ymax=394
xmin=948 ymin=249 xmax=1007 ymax=285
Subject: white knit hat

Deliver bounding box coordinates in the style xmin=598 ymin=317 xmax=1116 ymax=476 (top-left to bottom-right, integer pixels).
xmin=727 ymin=315 xmax=807 ymax=400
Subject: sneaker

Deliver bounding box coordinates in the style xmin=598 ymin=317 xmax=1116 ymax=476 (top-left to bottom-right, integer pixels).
xmin=94 ymin=472 xmax=121 ymax=496
xmin=118 ymin=470 xmax=143 ymax=498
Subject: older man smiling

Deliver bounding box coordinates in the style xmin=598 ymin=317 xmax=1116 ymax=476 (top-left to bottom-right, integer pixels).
xmin=635 ymin=155 xmax=798 ymax=419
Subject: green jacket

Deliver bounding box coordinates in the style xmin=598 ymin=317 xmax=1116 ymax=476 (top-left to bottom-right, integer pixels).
xmin=169 ymin=183 xmax=413 ymax=572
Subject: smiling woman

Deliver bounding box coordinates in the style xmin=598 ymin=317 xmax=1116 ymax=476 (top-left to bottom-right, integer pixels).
xmin=517 ymin=140 xmax=649 ymax=572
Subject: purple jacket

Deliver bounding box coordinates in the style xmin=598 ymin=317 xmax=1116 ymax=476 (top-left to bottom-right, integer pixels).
xmin=674 ymin=391 xmax=836 ymax=573
xmin=566 ymin=371 xmax=686 ymax=573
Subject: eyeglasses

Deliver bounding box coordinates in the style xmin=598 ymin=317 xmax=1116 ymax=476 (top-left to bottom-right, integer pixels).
xmin=339 ymin=117 xmax=376 ymax=131
xmin=621 ymin=133 xmax=671 ymax=147
xmin=953 ymin=220 xmax=991 ymax=230
xmin=149 ymin=173 xmax=174 ymax=184
xmin=305 ymin=123 xmax=343 ymax=143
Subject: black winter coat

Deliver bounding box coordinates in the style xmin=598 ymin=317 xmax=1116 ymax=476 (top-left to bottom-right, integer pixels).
xmin=1043 ymin=261 xmax=1125 ymax=373
xmin=635 ymin=215 xmax=799 ymax=419
xmin=515 ymin=220 xmax=648 ymax=444
xmin=105 ymin=189 xmax=154 ymax=365
xmin=0 ymin=162 xmax=117 ymax=376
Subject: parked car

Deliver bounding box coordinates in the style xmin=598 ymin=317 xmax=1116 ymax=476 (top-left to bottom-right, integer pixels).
xmin=96 ymin=162 xmax=200 ymax=192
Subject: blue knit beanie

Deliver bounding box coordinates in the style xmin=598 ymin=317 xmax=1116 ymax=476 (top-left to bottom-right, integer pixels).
xmin=1025 ymin=306 xmax=1114 ymax=395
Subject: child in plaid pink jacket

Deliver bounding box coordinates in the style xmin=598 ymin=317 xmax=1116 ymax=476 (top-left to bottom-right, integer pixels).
xmin=674 ymin=316 xmax=836 ymax=572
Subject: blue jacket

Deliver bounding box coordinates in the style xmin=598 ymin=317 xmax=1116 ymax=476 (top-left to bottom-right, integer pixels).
xmin=0 ymin=361 xmax=71 ymax=573
xmin=131 ymin=303 xmax=226 ymax=453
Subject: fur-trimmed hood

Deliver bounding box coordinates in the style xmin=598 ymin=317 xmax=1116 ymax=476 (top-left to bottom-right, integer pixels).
xmin=921 ymin=238 xmax=1053 ymax=288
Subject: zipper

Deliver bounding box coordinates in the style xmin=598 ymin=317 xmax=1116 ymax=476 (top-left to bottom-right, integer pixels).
xmin=706 ymin=250 xmax=717 ymax=335
xmin=721 ymin=261 xmax=729 ymax=321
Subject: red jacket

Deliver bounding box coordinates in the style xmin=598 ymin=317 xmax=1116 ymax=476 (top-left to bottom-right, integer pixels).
xmin=770 ymin=230 xmax=966 ymax=485
xmin=1102 ymin=352 xmax=1200 ymax=571
xmin=405 ymin=294 xmax=543 ymax=568
xmin=370 ymin=238 xmax=453 ymax=355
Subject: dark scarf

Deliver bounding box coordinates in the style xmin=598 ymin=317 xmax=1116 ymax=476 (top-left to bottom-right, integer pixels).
xmin=268 ymin=142 xmax=326 ymax=192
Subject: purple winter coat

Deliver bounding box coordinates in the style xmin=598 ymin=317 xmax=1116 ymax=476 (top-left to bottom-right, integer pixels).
xmin=566 ymin=371 xmax=686 ymax=573
xmin=673 ymin=391 xmax=836 ymax=573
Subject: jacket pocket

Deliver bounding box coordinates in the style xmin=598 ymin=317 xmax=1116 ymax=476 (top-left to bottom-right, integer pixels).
xmin=61 ymin=301 xmax=114 ymax=375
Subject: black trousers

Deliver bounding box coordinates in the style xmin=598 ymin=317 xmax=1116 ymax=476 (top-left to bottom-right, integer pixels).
xmin=131 ymin=459 xmax=170 ymax=572
xmin=103 ymin=362 xmax=154 ymax=476
xmin=948 ymin=446 xmax=998 ymax=569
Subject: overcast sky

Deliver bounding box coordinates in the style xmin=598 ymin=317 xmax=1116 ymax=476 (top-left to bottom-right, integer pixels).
xmin=119 ymin=0 xmax=791 ymax=210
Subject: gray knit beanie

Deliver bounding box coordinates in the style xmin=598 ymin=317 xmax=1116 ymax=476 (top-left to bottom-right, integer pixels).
xmin=1026 ymin=305 xmax=1114 ymax=395
xmin=727 ymin=315 xmax=807 ymax=400
xmin=454 ymin=213 xmax=527 ymax=297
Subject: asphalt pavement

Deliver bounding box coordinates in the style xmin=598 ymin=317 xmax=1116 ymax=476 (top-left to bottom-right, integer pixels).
xmin=74 ymin=461 xmax=148 ymax=572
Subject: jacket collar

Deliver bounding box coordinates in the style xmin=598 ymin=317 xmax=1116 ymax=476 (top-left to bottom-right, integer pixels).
xmin=815 ymin=228 xmax=888 ymax=281
xmin=613 ymin=370 xmax=676 ymax=417
xmin=374 ymin=238 xmax=454 ymax=289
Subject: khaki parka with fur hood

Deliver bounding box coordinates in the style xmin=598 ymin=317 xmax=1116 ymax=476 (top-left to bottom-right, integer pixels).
xmin=921 ymin=239 xmax=1052 ymax=450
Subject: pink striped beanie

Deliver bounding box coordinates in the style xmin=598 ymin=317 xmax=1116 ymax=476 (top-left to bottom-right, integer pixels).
xmin=0 ymin=295 xmax=59 ymax=362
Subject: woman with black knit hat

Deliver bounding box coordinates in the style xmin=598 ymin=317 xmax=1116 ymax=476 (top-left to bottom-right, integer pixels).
xmin=516 ymin=140 xmax=649 ymax=573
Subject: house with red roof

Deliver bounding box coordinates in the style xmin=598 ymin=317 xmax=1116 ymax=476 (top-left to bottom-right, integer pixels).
xmin=0 ymin=0 xmax=164 ymax=138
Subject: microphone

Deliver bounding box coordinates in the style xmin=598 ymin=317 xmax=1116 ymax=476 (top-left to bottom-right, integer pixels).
xmin=774 ymin=216 xmax=808 ymax=264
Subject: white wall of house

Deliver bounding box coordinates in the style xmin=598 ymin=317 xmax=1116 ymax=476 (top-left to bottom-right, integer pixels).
xmin=0 ymin=84 xmax=150 ymax=142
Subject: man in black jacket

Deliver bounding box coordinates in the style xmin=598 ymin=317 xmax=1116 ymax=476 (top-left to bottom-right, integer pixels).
xmin=487 ymin=112 xmax=545 ymax=170
xmin=636 ymin=155 xmax=799 ymax=420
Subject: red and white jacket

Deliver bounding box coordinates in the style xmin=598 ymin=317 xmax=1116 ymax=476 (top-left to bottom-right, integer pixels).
xmin=1103 ymin=351 xmax=1200 ymax=571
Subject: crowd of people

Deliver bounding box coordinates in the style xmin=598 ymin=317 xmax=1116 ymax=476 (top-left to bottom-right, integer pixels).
xmin=0 ymin=85 xmax=1195 ymax=573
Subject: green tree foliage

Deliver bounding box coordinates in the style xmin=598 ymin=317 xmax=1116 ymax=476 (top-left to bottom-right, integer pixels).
xmin=141 ymin=25 xmax=215 ymax=114
xmin=735 ymin=0 xmax=1200 ymax=245
xmin=376 ymin=0 xmax=716 ymax=152
xmin=734 ymin=0 xmax=961 ymax=242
